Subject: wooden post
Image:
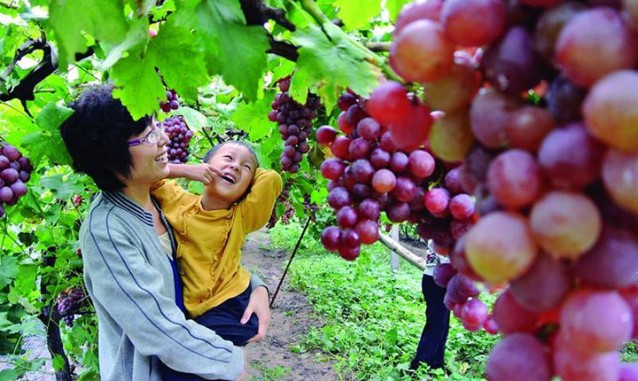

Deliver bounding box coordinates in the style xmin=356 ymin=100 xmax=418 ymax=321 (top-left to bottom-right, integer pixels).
xmin=389 ymin=226 xmax=401 ymax=272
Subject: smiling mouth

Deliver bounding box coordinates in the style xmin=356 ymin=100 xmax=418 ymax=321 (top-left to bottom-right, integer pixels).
xmin=221 ymin=174 xmax=236 ymax=184
xmin=155 ymin=152 xmax=168 ymax=163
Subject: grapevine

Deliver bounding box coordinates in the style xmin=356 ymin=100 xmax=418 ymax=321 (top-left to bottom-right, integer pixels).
xmin=269 ymin=77 xmax=322 ymax=173
xmin=380 ymin=0 xmax=638 ymax=379
xmin=317 ymin=91 xmax=476 ymax=261
xmin=159 ymin=89 xmax=180 ymax=113
xmin=56 ymin=287 xmax=88 ymax=327
xmin=161 ymin=115 xmax=193 ymax=164
xmin=0 ymin=143 xmax=33 ymax=218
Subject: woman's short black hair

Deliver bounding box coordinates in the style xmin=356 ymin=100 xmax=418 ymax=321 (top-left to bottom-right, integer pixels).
xmin=60 ymin=84 xmax=152 ymax=191
xmin=203 ymin=141 xmax=259 ymax=168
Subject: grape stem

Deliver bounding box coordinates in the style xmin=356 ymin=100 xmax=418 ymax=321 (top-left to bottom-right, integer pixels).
xmin=296 ymin=0 xmax=402 ymax=83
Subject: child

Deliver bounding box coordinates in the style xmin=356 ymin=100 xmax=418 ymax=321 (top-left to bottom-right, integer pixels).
xmin=151 ymin=140 xmax=283 ymax=380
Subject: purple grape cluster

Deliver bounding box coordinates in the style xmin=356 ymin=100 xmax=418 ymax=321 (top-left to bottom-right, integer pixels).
xmin=56 ymin=287 xmax=86 ymax=327
xmin=161 ymin=116 xmax=193 ymax=164
xmin=268 ymin=77 xmax=322 ymax=173
xmin=160 ymin=89 xmax=179 ymax=113
xmin=0 ymin=144 xmax=32 ymax=218
xmin=317 ymin=92 xmax=477 ymax=261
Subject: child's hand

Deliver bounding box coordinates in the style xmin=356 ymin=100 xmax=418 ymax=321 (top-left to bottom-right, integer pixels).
xmin=187 ymin=164 xmax=216 ymax=185
xmin=207 ymin=164 xmax=224 ymax=178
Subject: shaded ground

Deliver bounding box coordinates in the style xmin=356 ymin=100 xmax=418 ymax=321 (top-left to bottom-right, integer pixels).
xmin=242 ymin=229 xmax=338 ymax=381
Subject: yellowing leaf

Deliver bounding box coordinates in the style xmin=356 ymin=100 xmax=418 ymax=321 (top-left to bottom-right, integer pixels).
xmin=333 ymin=0 xmax=381 ymax=31
xmin=385 ymin=0 xmax=413 ymax=22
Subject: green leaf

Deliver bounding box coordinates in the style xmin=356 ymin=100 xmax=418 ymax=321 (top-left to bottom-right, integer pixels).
xmin=0 ymin=369 xmax=22 ymax=381
xmin=290 ymin=24 xmax=381 ymax=112
xmin=22 ymin=102 xmax=74 ymax=165
xmin=230 ymin=93 xmax=275 ymax=141
xmin=49 ymin=0 xmax=128 ymax=69
xmin=385 ymin=0 xmax=412 ymax=22
xmin=333 ymin=0 xmax=381 ymax=31
xmin=151 ymin=19 xmax=208 ymax=100
xmin=99 ymin=18 xmax=148 ymax=71
xmin=174 ymin=106 xmax=208 ymax=132
xmin=39 ymin=174 xmax=84 ymax=201
xmin=188 ymin=0 xmax=269 ymax=101
xmin=52 ymin=354 xmax=65 ymax=371
xmin=0 ymin=256 xmax=19 ymax=289
xmin=111 ymin=47 xmax=165 ymax=120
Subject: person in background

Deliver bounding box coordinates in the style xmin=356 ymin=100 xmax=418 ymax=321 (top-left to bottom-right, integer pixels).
xmin=152 ymin=141 xmax=283 ymax=380
xmin=411 ymin=241 xmax=451 ymax=372
xmin=60 ymin=84 xmax=270 ymax=381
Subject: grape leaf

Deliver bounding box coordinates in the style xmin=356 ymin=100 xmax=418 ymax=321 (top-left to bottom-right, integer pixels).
xmin=110 ymin=47 xmax=166 ymax=120
xmin=151 ymin=19 xmax=208 ymax=100
xmin=230 ymin=93 xmax=275 ymax=141
xmin=49 ymin=0 xmax=128 ymax=69
xmin=333 ymin=0 xmax=381 ymax=31
xmin=21 ymin=102 xmax=73 ymax=165
xmin=290 ymin=24 xmax=381 ymax=111
xmin=186 ymin=0 xmax=269 ymax=102
xmin=39 ymin=174 xmax=84 ymax=201
xmin=174 ymin=106 xmax=208 ymax=132
xmin=385 ymin=0 xmax=412 ymax=22
xmin=0 ymin=256 xmax=19 ymax=289
xmin=99 ymin=18 xmax=148 ymax=71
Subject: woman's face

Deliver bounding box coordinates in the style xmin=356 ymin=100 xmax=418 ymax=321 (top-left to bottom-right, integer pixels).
xmin=124 ymin=119 xmax=170 ymax=186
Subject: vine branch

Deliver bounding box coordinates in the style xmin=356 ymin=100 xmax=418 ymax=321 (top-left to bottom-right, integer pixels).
xmin=239 ymin=0 xmax=296 ymax=31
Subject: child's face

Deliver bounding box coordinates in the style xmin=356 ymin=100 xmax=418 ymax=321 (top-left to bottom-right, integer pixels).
xmin=206 ymin=144 xmax=257 ymax=205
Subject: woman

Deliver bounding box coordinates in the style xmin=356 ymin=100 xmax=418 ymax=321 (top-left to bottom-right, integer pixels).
xmin=60 ymin=84 xmax=269 ymax=381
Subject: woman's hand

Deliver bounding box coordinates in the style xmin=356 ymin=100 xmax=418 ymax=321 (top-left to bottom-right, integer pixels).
xmin=242 ymin=286 xmax=270 ymax=343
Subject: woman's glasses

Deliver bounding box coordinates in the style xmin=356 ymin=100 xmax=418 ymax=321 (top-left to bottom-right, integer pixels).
xmin=128 ymin=123 xmax=165 ymax=147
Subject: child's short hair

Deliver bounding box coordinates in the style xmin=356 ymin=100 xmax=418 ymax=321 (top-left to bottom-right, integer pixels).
xmin=203 ymin=141 xmax=259 ymax=168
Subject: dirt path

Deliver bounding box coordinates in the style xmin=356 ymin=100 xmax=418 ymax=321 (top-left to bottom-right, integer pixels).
xmin=241 ymin=229 xmax=338 ymax=381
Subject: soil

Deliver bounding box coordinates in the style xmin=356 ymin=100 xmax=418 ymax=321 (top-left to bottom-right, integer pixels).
xmin=242 ymin=229 xmax=338 ymax=381
xmin=0 ymin=229 xmax=338 ymax=381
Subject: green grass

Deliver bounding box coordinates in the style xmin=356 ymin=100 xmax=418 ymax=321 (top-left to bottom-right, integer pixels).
xmin=268 ymin=222 xmax=497 ymax=380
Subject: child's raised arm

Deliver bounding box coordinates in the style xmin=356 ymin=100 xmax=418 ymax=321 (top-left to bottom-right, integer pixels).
xmin=167 ymin=163 xmax=219 ymax=185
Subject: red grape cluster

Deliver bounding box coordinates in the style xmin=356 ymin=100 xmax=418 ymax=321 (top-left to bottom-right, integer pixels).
xmin=161 ymin=115 xmax=193 ymax=164
xmin=390 ymin=0 xmax=638 ymax=379
xmin=0 ymin=143 xmax=32 ymax=218
xmin=267 ymin=182 xmax=294 ymax=228
xmin=267 ymin=181 xmax=319 ymax=228
xmin=159 ymin=89 xmax=179 ymax=113
xmin=317 ymin=92 xmax=476 ymax=261
xmin=268 ymin=77 xmax=322 ymax=173
xmin=56 ymin=287 xmax=87 ymax=327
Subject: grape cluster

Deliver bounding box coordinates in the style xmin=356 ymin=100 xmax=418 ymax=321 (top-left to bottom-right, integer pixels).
xmin=268 ymin=77 xmax=322 ymax=173
xmin=317 ymin=92 xmax=476 ymax=261
xmin=161 ymin=115 xmax=193 ymax=164
xmin=160 ymin=89 xmax=179 ymax=113
xmin=267 ymin=180 xmax=318 ymax=228
xmin=0 ymin=143 xmax=33 ymax=218
xmin=56 ymin=287 xmax=86 ymax=327
xmin=389 ymin=0 xmax=638 ymax=379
